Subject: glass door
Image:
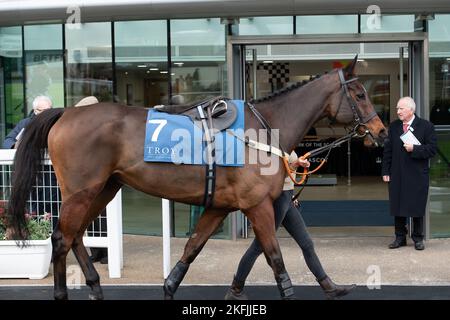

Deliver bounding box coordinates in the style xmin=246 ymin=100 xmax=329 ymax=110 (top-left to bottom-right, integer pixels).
xmin=243 ymin=43 xmax=405 ymax=236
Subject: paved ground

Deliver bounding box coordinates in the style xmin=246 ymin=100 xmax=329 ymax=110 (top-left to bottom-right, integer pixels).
xmin=2 ymin=234 xmax=450 ymax=290
xmin=2 ymin=285 xmax=450 ymax=300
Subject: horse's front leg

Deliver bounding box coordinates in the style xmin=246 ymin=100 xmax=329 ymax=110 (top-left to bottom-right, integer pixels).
xmin=164 ymin=208 xmax=228 ymax=300
xmin=243 ymin=197 xmax=295 ymax=300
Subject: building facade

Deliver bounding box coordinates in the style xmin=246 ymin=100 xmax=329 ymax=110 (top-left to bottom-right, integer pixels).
xmin=0 ymin=0 xmax=449 ymax=239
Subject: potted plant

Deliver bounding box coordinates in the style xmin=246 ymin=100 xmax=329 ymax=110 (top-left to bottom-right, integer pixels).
xmin=0 ymin=201 xmax=52 ymax=279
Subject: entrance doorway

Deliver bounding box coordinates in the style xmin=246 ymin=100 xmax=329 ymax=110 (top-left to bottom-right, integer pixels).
xmin=227 ymin=33 xmax=428 ymax=237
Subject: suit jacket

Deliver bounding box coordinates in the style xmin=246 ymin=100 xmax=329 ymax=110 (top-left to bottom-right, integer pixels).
xmin=2 ymin=116 xmax=33 ymax=149
xmin=382 ymin=115 xmax=437 ymax=217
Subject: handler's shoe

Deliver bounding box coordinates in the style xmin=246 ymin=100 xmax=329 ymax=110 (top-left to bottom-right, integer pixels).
xmin=414 ymin=241 xmax=425 ymax=250
xmin=224 ymin=276 xmax=248 ymax=300
xmin=388 ymin=238 xmax=407 ymax=249
xmin=318 ymin=277 xmax=356 ymax=300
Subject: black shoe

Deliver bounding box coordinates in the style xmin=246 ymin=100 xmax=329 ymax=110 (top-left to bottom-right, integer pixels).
xmin=388 ymin=238 xmax=406 ymax=249
xmin=100 ymin=255 xmax=108 ymax=264
xmin=414 ymin=241 xmax=425 ymax=250
xmin=90 ymin=248 xmax=108 ymax=263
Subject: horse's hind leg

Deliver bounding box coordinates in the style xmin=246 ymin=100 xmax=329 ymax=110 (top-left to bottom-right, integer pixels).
xmin=164 ymin=208 xmax=228 ymax=300
xmin=71 ymin=235 xmax=104 ymax=300
xmin=243 ymin=197 xmax=295 ymax=300
xmin=52 ymin=180 xmax=121 ymax=300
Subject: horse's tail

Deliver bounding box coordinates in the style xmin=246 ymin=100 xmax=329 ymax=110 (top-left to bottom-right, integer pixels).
xmin=8 ymin=108 xmax=65 ymax=239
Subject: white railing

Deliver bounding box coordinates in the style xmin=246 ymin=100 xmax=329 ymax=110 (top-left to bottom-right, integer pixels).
xmin=0 ymin=149 xmax=123 ymax=278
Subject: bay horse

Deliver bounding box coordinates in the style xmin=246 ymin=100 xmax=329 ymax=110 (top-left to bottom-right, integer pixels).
xmin=8 ymin=57 xmax=387 ymax=300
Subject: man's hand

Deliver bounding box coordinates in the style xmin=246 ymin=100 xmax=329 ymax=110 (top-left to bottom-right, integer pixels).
xmin=403 ymin=143 xmax=413 ymax=152
xmin=293 ymin=199 xmax=299 ymax=207
xmin=383 ymin=175 xmax=390 ymax=182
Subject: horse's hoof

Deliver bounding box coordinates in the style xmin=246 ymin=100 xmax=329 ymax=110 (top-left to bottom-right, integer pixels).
xmin=164 ymin=293 xmax=174 ymax=300
xmin=54 ymin=292 xmax=68 ymax=300
xmin=281 ymin=295 xmax=297 ymax=300
xmin=224 ymin=289 xmax=248 ymax=300
xmin=89 ymin=293 xmax=104 ymax=300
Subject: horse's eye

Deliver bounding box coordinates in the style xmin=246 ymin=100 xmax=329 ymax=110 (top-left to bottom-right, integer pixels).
xmin=356 ymin=93 xmax=365 ymax=100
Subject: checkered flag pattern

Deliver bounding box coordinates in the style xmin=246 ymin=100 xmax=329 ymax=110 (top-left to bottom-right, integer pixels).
xmin=258 ymin=62 xmax=290 ymax=85
xmin=245 ymin=62 xmax=291 ymax=86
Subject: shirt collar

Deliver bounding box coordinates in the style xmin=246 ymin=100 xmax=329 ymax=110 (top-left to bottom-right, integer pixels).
xmin=405 ymin=114 xmax=415 ymax=127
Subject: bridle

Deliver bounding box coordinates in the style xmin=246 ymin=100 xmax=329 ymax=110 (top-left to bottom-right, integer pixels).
xmin=330 ymin=69 xmax=378 ymax=135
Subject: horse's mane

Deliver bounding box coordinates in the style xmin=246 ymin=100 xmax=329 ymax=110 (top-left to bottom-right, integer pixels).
xmin=250 ymin=74 xmax=323 ymax=104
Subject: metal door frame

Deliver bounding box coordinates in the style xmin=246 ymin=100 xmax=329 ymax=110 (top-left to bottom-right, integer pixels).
xmin=226 ymin=32 xmax=430 ymax=238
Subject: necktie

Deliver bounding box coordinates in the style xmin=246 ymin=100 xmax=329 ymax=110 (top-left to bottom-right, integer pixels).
xmin=403 ymin=123 xmax=408 ymax=133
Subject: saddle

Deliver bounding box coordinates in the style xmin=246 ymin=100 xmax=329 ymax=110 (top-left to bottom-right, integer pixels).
xmin=153 ymin=96 xmax=238 ymax=209
xmin=154 ymin=96 xmax=238 ymax=132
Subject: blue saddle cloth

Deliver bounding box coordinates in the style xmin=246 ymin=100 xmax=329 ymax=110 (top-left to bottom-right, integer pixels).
xmin=144 ymin=100 xmax=244 ymax=166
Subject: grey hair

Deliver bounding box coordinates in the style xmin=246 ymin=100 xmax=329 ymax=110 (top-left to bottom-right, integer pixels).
xmin=32 ymin=96 xmax=52 ymax=110
xmin=399 ymin=96 xmax=416 ymax=112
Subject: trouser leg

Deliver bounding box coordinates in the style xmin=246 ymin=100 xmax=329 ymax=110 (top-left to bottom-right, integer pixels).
xmin=411 ymin=217 xmax=424 ymax=242
xmin=394 ymin=216 xmax=407 ymax=240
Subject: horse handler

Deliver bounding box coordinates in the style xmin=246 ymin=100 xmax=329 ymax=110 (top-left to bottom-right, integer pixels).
xmin=225 ymin=151 xmax=356 ymax=300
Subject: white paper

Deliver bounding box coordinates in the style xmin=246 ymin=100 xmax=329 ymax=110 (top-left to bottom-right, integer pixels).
xmin=400 ymin=130 xmax=421 ymax=145
xmin=15 ymin=128 xmax=25 ymax=142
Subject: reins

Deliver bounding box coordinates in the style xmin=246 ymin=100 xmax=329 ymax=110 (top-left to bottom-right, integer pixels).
xmin=286 ymin=124 xmax=369 ymax=201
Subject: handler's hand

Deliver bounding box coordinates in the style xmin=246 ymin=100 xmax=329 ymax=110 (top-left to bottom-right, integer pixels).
xmin=383 ymin=175 xmax=390 ymax=182
xmin=403 ymin=143 xmax=413 ymax=152
xmin=297 ymin=158 xmax=310 ymax=168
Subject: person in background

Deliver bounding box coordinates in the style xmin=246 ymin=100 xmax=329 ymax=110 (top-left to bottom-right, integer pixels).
xmin=225 ymin=151 xmax=356 ymax=300
xmin=382 ymin=97 xmax=437 ymax=250
xmin=2 ymin=96 xmax=52 ymax=149
xmin=74 ymin=96 xmax=108 ymax=264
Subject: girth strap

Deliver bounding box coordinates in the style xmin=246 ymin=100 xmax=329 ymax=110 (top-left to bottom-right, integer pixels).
xmin=197 ymin=105 xmax=216 ymax=209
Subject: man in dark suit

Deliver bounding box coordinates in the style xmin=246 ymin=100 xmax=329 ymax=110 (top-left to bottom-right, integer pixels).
xmin=2 ymin=95 xmax=52 ymax=149
xmin=382 ymin=96 xmax=437 ymax=250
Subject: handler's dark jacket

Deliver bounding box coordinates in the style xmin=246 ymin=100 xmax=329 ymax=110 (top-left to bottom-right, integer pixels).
xmin=382 ymin=115 xmax=437 ymax=217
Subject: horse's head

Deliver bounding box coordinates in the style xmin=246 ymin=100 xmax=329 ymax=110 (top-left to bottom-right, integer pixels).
xmin=326 ymin=56 xmax=388 ymax=147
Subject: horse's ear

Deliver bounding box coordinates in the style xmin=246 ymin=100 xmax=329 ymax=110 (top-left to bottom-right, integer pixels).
xmin=344 ymin=55 xmax=358 ymax=76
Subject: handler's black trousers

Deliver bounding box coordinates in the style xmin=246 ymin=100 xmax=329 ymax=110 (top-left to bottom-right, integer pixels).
xmin=394 ymin=216 xmax=424 ymax=242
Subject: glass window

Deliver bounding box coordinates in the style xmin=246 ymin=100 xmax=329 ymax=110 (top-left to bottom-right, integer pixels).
xmin=170 ymin=18 xmax=230 ymax=238
xmin=238 ymin=16 xmax=293 ymax=35
xmin=296 ymin=15 xmax=358 ymax=34
xmin=170 ymin=18 xmax=227 ymax=104
xmin=0 ymin=26 xmax=24 ymax=143
xmin=429 ymin=14 xmax=450 ymax=125
xmin=115 ymin=20 xmax=168 ymax=107
xmin=24 ymin=24 xmax=64 ymax=111
xmin=360 ymin=15 xmax=414 ymax=33
xmin=114 ymin=20 xmax=169 ymax=237
xmin=65 ymin=22 xmax=113 ymax=106
xmin=430 ymin=130 xmax=450 ymax=238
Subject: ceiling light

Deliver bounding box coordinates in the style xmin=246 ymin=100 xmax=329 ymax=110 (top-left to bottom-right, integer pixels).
xmin=263 ymin=60 xmax=273 ymax=64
